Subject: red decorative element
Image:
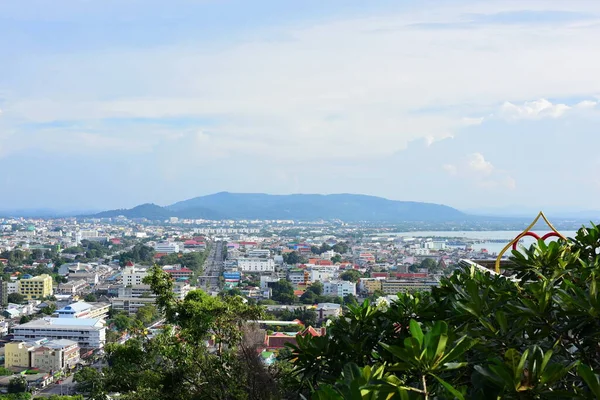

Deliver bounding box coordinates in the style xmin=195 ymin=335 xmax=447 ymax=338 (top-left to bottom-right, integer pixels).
xmin=511 ymin=231 xmax=562 ymax=250
xmin=512 ymin=232 xmax=541 ymax=250
xmin=541 ymin=232 xmax=562 ymax=241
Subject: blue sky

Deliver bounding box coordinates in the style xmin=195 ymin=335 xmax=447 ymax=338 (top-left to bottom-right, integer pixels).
xmin=1 ymin=0 xmax=600 ymax=212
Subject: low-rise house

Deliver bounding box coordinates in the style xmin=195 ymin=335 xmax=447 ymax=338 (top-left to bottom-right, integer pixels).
xmin=316 ymin=303 xmax=342 ymax=320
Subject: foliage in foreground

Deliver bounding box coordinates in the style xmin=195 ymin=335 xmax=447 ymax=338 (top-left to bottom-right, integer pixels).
xmin=77 ymin=266 xmax=283 ymax=400
xmin=288 ymin=224 xmax=600 ymax=399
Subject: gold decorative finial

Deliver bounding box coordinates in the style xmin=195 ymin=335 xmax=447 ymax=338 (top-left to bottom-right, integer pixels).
xmin=495 ymin=211 xmax=566 ymax=273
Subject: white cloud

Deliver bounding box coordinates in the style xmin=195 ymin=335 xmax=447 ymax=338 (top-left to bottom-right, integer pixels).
xmin=467 ymin=152 xmax=494 ymax=175
xmin=442 ymin=164 xmax=458 ymax=176
xmin=462 ymin=117 xmax=484 ymax=126
xmin=443 ymin=152 xmax=515 ymax=191
xmin=500 ymin=99 xmax=571 ymax=120
xmin=575 ymin=100 xmax=598 ymax=109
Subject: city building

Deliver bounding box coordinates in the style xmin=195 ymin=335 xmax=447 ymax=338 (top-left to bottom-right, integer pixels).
xmin=358 ymin=278 xmax=384 ymax=294
xmin=5 ymin=338 xmax=80 ymax=371
xmin=54 ymin=302 xmax=110 ymax=320
xmin=237 ymin=258 xmax=275 ymax=272
xmin=110 ymin=297 xmax=155 ymax=315
xmin=323 ymin=280 xmax=356 ymax=297
xmin=13 ymin=318 xmax=106 ymax=349
xmin=68 ymin=270 xmax=99 ymax=285
xmin=381 ymin=279 xmax=439 ymax=294
xmin=56 ymin=279 xmax=88 ymax=295
xmin=247 ymin=249 xmax=270 ymax=258
xmin=163 ymin=267 xmax=193 ymax=280
xmin=315 ymin=303 xmax=342 ymax=320
xmin=18 ymin=274 xmax=53 ymax=300
xmin=122 ymin=266 xmax=149 ymax=286
xmin=154 ymin=242 xmax=180 ymax=254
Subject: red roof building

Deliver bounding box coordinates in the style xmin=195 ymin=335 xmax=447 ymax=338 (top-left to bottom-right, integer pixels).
xmin=264 ymin=326 xmax=325 ymax=349
xmin=165 ymin=267 xmax=194 ymax=279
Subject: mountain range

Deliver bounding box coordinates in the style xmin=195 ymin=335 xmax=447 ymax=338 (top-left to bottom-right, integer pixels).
xmin=90 ymin=192 xmax=468 ymax=222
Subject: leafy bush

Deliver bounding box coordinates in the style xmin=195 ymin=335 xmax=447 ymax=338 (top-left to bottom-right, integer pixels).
xmin=289 ymin=224 xmax=600 ymax=399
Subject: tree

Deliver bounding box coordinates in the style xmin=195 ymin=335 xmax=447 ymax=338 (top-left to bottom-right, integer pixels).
xmin=78 ymin=266 xmax=277 ymax=399
xmin=331 ymin=254 xmax=342 ymax=264
xmin=287 ymin=224 xmax=600 ymax=399
xmin=7 ymin=377 xmax=27 ymax=393
xmin=7 ymin=293 xmax=25 ymax=304
xmin=135 ymin=304 xmax=159 ymax=325
xmin=420 ymin=257 xmax=438 ymax=272
xmin=306 ymin=281 xmax=323 ymax=296
xmin=270 ymin=279 xmax=296 ymax=304
xmin=282 ymin=251 xmax=302 ymax=265
xmin=342 ymin=294 xmax=358 ymax=307
xmin=112 ymin=313 xmax=132 ymax=332
xmin=332 ymin=242 xmax=349 ymax=254
xmin=74 ymin=367 xmax=104 ymax=400
xmin=300 ymin=290 xmax=319 ymax=305
xmin=340 ymin=270 xmax=361 ymax=283
xmin=84 ymin=293 xmax=97 ymax=302
xmin=19 ymin=315 xmax=32 ymax=324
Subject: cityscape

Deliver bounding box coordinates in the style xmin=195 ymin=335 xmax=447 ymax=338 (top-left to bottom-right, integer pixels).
xmin=2 ymin=0 xmax=600 ymax=399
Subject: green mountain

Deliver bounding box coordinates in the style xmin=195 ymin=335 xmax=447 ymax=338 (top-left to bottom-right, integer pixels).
xmin=92 ymin=192 xmax=467 ymax=221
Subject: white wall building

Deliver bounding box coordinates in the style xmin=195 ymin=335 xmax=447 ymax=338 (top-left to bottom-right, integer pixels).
xmin=237 ymin=258 xmax=275 ymax=272
xmin=7 ymin=281 xmax=18 ymax=294
xmin=13 ymin=318 xmax=106 ymax=349
xmin=247 ymin=249 xmax=270 ymax=258
xmin=122 ymin=266 xmax=148 ymax=286
xmin=323 ymin=280 xmax=356 ymax=297
xmin=154 ymin=242 xmax=180 ymax=254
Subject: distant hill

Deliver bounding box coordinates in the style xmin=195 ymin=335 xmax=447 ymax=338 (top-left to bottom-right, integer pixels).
xmin=91 ymin=192 xmax=467 ymax=222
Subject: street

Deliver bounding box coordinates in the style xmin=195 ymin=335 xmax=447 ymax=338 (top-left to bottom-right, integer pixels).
xmin=198 ymin=241 xmax=225 ymax=292
xmin=34 ymin=374 xmax=75 ymax=397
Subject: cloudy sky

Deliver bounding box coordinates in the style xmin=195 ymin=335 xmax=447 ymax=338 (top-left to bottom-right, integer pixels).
xmin=1 ymin=0 xmax=600 ymax=212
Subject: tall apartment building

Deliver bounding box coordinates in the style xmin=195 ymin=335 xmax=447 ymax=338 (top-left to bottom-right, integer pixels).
xmin=122 ymin=266 xmax=149 ymax=286
xmin=18 ymin=274 xmax=53 ymax=300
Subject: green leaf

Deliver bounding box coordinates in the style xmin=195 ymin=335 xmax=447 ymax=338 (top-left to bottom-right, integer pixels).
xmin=409 ymin=319 xmax=424 ymax=347
xmin=432 ymin=374 xmax=464 ymax=400
xmin=578 ymin=364 xmax=600 ymax=398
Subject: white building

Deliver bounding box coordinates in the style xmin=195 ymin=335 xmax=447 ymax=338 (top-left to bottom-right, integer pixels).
xmin=247 ymin=249 xmax=270 ymax=258
xmin=309 ymin=267 xmax=336 ymax=283
xmin=7 ymin=281 xmax=18 ymax=294
xmin=237 ymin=258 xmax=275 ymax=272
xmin=122 ymin=266 xmax=149 ymax=286
xmin=316 ymin=303 xmax=342 ymax=320
xmin=13 ymin=318 xmax=106 ymax=349
xmin=323 ymin=280 xmax=356 ymax=297
xmin=110 ymin=297 xmax=155 ymax=316
xmin=54 ymin=302 xmax=110 ymax=320
xmin=154 ymin=242 xmax=180 ymax=254
xmin=412 ymin=248 xmax=430 ymax=256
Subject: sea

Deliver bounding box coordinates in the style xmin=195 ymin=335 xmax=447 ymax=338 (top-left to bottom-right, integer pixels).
xmin=387 ymin=230 xmax=579 ymax=256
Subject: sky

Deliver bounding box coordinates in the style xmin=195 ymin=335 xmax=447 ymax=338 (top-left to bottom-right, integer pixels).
xmin=1 ymin=0 xmax=600 ymax=212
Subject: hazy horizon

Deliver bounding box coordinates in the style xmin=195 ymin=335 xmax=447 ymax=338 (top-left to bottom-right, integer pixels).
xmin=1 ymin=1 xmax=600 ymax=211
